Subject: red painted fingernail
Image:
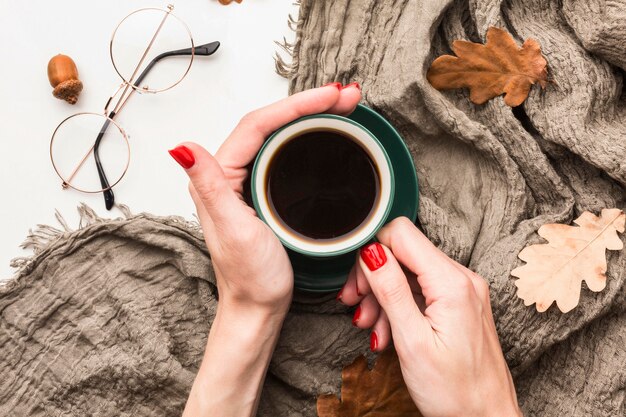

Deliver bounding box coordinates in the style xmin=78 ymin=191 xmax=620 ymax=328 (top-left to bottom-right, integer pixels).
xmin=322 ymin=82 xmax=342 ymax=90
xmin=336 ymin=288 xmax=344 ymax=302
xmin=342 ymin=82 xmax=361 ymax=91
xmin=360 ymin=243 xmax=386 ymax=271
xmin=168 ymin=145 xmax=195 ymax=169
xmin=352 ymin=305 xmax=361 ymax=326
xmin=370 ymin=332 xmax=378 ymax=352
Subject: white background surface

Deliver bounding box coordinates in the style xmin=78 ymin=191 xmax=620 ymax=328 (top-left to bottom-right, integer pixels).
xmin=0 ymin=0 xmax=298 ymax=280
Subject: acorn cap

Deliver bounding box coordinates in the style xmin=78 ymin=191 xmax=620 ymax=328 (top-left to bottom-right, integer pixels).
xmin=52 ymin=79 xmax=83 ymax=105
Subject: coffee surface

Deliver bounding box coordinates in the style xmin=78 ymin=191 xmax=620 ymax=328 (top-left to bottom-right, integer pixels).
xmin=267 ymin=130 xmax=379 ymax=240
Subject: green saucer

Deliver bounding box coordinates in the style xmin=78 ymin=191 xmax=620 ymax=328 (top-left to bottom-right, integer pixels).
xmin=291 ymin=104 xmax=419 ymax=292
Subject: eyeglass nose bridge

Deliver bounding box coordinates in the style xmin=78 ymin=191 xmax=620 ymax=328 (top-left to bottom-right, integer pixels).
xmin=104 ymin=83 xmax=126 ymax=116
xmin=104 ymin=81 xmax=155 ymax=117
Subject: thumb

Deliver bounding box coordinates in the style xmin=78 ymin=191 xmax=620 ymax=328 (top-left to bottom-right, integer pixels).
xmin=359 ymin=242 xmax=429 ymax=350
xmin=169 ymin=142 xmax=243 ymax=228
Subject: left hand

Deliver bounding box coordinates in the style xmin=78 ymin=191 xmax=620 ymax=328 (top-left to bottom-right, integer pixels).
xmin=170 ymin=84 xmax=362 ymax=315
xmin=176 ymin=84 xmax=363 ymax=417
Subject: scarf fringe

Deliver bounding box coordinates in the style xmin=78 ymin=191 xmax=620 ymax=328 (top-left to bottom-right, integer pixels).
xmin=5 ymin=203 xmax=201 ymax=288
xmin=274 ymin=1 xmax=302 ymax=79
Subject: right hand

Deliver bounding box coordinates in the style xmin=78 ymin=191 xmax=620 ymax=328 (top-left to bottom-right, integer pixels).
xmin=338 ymin=217 xmax=522 ymax=417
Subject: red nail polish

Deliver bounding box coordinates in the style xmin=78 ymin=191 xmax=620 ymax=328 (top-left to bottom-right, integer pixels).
xmin=352 ymin=305 xmax=361 ymax=326
xmin=360 ymin=243 xmax=386 ymax=271
xmin=336 ymin=288 xmax=344 ymax=302
xmin=342 ymin=82 xmax=361 ymax=91
xmin=168 ymin=145 xmax=195 ymax=169
xmin=370 ymin=332 xmax=378 ymax=352
xmin=322 ymin=82 xmax=342 ymax=90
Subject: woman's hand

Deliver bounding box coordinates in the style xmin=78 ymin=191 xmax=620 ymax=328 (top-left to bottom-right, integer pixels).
xmin=170 ymin=83 xmax=361 ymax=313
xmin=173 ymin=83 xmax=362 ymax=417
xmin=339 ymin=217 xmax=522 ymax=417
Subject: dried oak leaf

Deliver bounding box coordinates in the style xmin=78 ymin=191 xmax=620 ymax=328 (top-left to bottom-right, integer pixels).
xmin=317 ymin=349 xmax=422 ymax=417
xmin=427 ymin=26 xmax=548 ymax=106
xmin=511 ymin=209 xmax=625 ymax=313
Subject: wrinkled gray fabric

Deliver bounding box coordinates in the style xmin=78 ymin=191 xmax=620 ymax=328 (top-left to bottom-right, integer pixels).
xmin=283 ymin=0 xmax=626 ymax=415
xmin=2 ymin=0 xmax=626 ymax=416
xmin=1 ymin=208 xmax=215 ymax=416
xmin=1 ymin=205 xmax=366 ymax=417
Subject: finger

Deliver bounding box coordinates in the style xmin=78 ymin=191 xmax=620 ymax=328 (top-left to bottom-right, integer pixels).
xmin=188 ymin=181 xmax=216 ymax=234
xmin=338 ymin=264 xmax=362 ymax=306
xmin=355 ymin=258 xmax=371 ymax=296
xmin=403 ymin=266 xmax=421 ymax=294
xmin=169 ymin=143 xmax=245 ymax=229
xmin=327 ymin=83 xmax=362 ymax=116
xmin=352 ymin=294 xmax=380 ymax=329
xmin=370 ymin=310 xmax=391 ymax=352
xmin=358 ymin=242 xmax=428 ymax=345
xmin=216 ymin=85 xmax=354 ymax=168
xmin=377 ymin=217 xmax=471 ymax=306
xmin=398 ymin=264 xmax=427 ymax=313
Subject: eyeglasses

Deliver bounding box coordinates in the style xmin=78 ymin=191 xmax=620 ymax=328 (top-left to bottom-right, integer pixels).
xmin=49 ymin=4 xmax=219 ymax=210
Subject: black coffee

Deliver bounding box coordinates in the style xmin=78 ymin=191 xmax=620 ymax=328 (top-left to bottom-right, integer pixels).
xmin=267 ymin=129 xmax=379 ymax=240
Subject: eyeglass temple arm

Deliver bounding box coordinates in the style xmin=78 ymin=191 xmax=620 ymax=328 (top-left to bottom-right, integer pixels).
xmin=95 ymin=41 xmax=221 ymax=210
xmin=94 ymin=118 xmax=116 ymax=209
xmin=134 ymin=41 xmax=221 ymax=86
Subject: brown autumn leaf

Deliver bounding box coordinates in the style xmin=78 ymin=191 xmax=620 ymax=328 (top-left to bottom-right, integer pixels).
xmin=427 ymin=27 xmax=548 ymax=106
xmin=317 ymin=348 xmax=422 ymax=417
xmin=511 ymin=209 xmax=625 ymax=313
xmin=218 ymin=0 xmax=242 ymax=5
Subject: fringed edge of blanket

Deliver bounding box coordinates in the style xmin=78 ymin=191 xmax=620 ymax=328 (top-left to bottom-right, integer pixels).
xmin=274 ymin=0 xmax=302 ymax=79
xmin=3 ymin=203 xmax=203 ymax=293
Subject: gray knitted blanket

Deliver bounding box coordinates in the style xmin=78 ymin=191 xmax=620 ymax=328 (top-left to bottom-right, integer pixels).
xmin=2 ymin=0 xmax=625 ymax=415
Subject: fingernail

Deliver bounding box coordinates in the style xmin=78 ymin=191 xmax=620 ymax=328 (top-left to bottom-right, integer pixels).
xmin=336 ymin=288 xmax=344 ymax=303
xmin=352 ymin=305 xmax=361 ymax=326
xmin=168 ymin=145 xmax=195 ymax=169
xmin=342 ymin=82 xmax=361 ymax=91
xmin=360 ymin=242 xmax=386 ymax=271
xmin=322 ymin=82 xmax=342 ymax=90
xmin=370 ymin=332 xmax=378 ymax=352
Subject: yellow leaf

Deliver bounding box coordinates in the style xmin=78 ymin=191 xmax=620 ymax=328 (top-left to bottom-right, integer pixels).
xmin=511 ymin=209 xmax=625 ymax=313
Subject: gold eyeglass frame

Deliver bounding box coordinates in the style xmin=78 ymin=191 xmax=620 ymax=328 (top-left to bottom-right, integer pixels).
xmin=49 ymin=4 xmax=197 ymax=197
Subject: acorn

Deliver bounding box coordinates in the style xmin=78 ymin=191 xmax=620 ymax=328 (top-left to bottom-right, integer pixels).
xmin=47 ymin=54 xmax=83 ymax=104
